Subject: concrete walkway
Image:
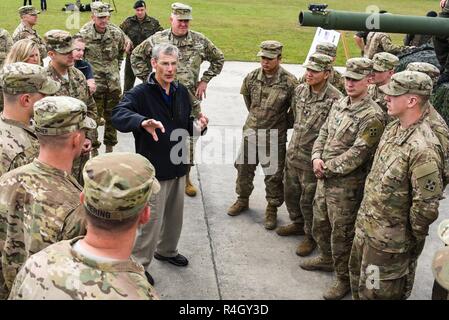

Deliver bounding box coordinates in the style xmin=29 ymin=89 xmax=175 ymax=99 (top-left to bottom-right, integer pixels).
xmin=103 ymin=61 xmax=448 ymax=300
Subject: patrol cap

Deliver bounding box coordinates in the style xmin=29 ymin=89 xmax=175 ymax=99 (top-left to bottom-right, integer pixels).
xmin=44 ymin=30 xmax=75 ymax=54
xmin=82 ymin=152 xmax=161 ymax=220
xmin=134 ymin=0 xmax=146 ymax=9
xmin=372 ymin=52 xmax=399 ymax=72
xmin=343 ymin=57 xmax=373 ymax=80
xmin=34 ymin=96 xmax=97 ymax=135
xmin=406 ymin=62 xmax=440 ymax=86
xmin=379 ymin=71 xmax=433 ymax=96
xmin=92 ymin=2 xmax=112 ymax=17
xmin=171 ymin=2 xmax=192 ymax=20
xmin=18 ymin=5 xmax=40 ymax=16
xmin=304 ymin=53 xmax=333 ymax=72
xmin=0 ymin=62 xmax=60 ymax=95
xmin=315 ymin=42 xmax=337 ymax=58
xmin=257 ymin=40 xmax=283 ymax=59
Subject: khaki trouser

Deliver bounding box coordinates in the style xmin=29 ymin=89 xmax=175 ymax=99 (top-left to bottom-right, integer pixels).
xmin=283 ymin=160 xmax=317 ymax=235
xmin=132 ymin=176 xmax=186 ymax=270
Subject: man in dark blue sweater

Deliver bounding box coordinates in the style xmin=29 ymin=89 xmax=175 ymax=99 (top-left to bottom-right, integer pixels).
xmin=112 ymin=43 xmax=208 ymax=284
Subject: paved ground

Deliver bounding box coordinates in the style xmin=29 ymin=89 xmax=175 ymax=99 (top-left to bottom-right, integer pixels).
xmin=100 ymin=61 xmax=448 ymax=300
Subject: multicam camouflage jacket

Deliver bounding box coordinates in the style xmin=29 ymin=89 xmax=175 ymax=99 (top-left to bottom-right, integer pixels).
xmin=79 ymin=22 xmax=126 ymax=93
xmin=0 ymin=159 xmax=86 ymax=297
xmin=240 ymin=66 xmax=298 ymax=144
xmin=0 ymin=114 xmax=39 ymax=177
xmin=45 ymin=64 xmax=98 ymax=139
xmin=0 ymin=29 xmax=13 ymax=67
xmin=131 ymin=29 xmax=224 ymax=92
xmin=364 ymin=32 xmax=408 ymax=59
xmin=8 ymin=237 xmax=159 ymax=300
xmin=355 ymin=115 xmax=444 ymax=254
xmin=11 ymin=22 xmax=47 ymax=61
xmin=287 ymin=81 xmax=343 ymax=170
xmin=311 ymin=95 xmax=385 ymax=178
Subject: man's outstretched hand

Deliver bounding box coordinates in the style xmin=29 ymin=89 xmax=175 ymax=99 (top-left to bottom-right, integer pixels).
xmin=141 ymin=119 xmax=165 ymax=141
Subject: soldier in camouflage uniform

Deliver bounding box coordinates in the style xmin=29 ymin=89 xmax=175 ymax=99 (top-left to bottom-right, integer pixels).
xmin=300 ymin=42 xmax=345 ymax=93
xmin=433 ymin=0 xmax=449 ymax=84
xmin=364 ymin=30 xmax=412 ymax=59
xmin=431 ymin=219 xmax=449 ymax=300
xmin=120 ymin=0 xmax=163 ymax=92
xmin=131 ymin=2 xmax=224 ymax=197
xmin=8 ymin=152 xmax=160 ymax=300
xmin=349 ymin=71 xmax=444 ymax=300
xmin=0 ymin=96 xmax=96 ymax=299
xmin=300 ymin=58 xmax=385 ymax=300
xmin=12 ymin=6 xmax=46 ymax=63
xmin=367 ymin=52 xmax=399 ymax=122
xmin=0 ymin=29 xmax=13 ymax=68
xmin=405 ymin=62 xmax=449 ymax=187
xmin=228 ymin=41 xmax=298 ymax=230
xmin=0 ymin=62 xmax=59 ymax=177
xmin=276 ymin=53 xmax=343 ymax=256
xmin=79 ymin=2 xmax=126 ymax=153
xmin=43 ymin=30 xmax=98 ymax=185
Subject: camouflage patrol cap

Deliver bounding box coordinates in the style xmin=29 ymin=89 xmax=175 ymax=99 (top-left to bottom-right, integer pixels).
xmin=34 ymin=96 xmax=96 ymax=135
xmin=257 ymin=40 xmax=283 ymax=59
xmin=0 ymin=62 xmax=60 ymax=95
xmin=44 ymin=30 xmax=75 ymax=54
xmin=18 ymin=5 xmax=40 ymax=16
xmin=171 ymin=2 xmax=192 ymax=20
xmin=315 ymin=42 xmax=337 ymax=58
xmin=379 ymin=71 xmax=433 ymax=96
xmin=343 ymin=57 xmax=373 ymax=80
xmin=92 ymin=2 xmax=112 ymax=17
xmin=372 ymin=52 xmax=399 ymax=72
xmin=304 ymin=53 xmax=333 ymax=72
xmin=82 ymin=152 xmax=160 ymax=220
xmin=432 ymin=219 xmax=449 ymax=290
xmin=406 ymin=62 xmax=440 ymax=86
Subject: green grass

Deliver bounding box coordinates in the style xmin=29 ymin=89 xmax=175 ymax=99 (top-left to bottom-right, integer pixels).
xmin=0 ymin=0 xmax=441 ymax=65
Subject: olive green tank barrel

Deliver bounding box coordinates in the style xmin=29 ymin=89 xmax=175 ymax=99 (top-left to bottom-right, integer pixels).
xmin=299 ymin=9 xmax=449 ymax=36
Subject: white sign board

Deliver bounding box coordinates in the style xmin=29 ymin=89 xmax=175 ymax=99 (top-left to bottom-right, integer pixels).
xmin=304 ymin=27 xmax=340 ymax=64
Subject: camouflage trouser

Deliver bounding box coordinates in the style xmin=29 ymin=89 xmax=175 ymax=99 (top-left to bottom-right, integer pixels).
xmin=349 ymin=233 xmax=410 ymax=300
xmin=71 ymin=153 xmax=89 ymax=186
xmin=283 ymin=160 xmax=317 ymax=235
xmin=93 ymin=89 xmax=121 ymax=147
xmin=234 ymin=135 xmax=286 ymax=207
xmin=312 ymin=176 xmax=364 ymax=281
xmin=124 ymin=55 xmax=136 ymax=93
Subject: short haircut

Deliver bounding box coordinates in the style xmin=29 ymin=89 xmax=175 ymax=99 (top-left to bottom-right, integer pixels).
xmin=152 ymin=43 xmax=179 ymax=61
xmin=36 ymin=131 xmax=76 ymax=148
xmin=84 ymin=207 xmax=142 ymax=232
xmin=72 ymin=34 xmax=85 ymax=43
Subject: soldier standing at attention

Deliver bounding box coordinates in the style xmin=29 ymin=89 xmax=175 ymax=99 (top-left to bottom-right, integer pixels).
xmin=120 ymin=0 xmax=163 ymax=92
xmin=300 ymin=58 xmax=385 ymax=300
xmin=0 ymin=63 xmax=59 ymax=177
xmin=8 ymin=152 xmax=160 ymax=300
xmin=0 ymin=96 xmax=96 ymax=298
xmin=79 ymin=2 xmax=126 ymax=154
xmin=367 ymin=52 xmax=399 ymax=121
xmin=300 ymin=42 xmax=345 ymax=93
xmin=131 ymin=2 xmax=224 ymax=197
xmin=349 ymin=71 xmax=444 ymax=300
xmin=44 ymin=30 xmax=97 ymax=184
xmin=227 ymin=41 xmax=298 ymax=230
xmin=12 ymin=6 xmax=46 ymax=63
xmin=0 ymin=29 xmax=13 ymax=68
xmin=277 ymin=53 xmax=342 ymax=256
